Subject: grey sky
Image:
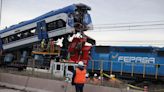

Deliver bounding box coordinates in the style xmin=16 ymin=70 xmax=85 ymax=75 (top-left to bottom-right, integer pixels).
xmin=1 ymin=0 xmax=164 ymax=46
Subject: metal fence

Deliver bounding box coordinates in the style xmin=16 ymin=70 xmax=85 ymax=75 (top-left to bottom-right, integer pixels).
xmin=89 ymin=60 xmax=164 ymax=80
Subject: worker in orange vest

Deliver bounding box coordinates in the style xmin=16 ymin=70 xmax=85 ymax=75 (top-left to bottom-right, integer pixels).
xmin=93 ymin=73 xmax=100 ymax=85
xmin=85 ymin=73 xmax=90 ymax=83
xmin=72 ymin=61 xmax=86 ymax=92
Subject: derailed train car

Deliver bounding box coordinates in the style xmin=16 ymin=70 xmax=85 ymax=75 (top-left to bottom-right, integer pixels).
xmin=0 ymin=4 xmax=93 ymax=68
xmin=87 ymin=46 xmax=164 ymax=80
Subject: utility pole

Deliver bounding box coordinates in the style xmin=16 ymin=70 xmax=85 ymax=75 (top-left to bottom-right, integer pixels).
xmin=0 ymin=0 xmax=3 ymax=28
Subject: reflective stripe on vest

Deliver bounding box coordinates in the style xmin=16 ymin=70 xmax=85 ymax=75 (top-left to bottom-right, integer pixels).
xmin=74 ymin=68 xmax=86 ymax=84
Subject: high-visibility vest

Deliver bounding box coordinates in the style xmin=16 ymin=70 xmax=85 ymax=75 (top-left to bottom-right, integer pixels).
xmin=41 ymin=40 xmax=45 ymax=48
xmin=74 ymin=68 xmax=86 ymax=84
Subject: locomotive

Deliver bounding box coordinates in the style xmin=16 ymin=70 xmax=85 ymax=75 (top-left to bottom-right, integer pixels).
xmin=87 ymin=46 xmax=164 ymax=80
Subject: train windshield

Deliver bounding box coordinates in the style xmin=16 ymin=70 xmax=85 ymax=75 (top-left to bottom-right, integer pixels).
xmin=73 ymin=4 xmax=92 ymax=31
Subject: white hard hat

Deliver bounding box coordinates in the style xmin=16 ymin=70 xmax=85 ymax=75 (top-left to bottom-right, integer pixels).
xmin=98 ymin=76 xmax=101 ymax=80
xmin=94 ymin=73 xmax=97 ymax=77
xmin=86 ymin=73 xmax=89 ymax=77
xmin=109 ymin=74 xmax=115 ymax=78
xmin=78 ymin=61 xmax=84 ymax=66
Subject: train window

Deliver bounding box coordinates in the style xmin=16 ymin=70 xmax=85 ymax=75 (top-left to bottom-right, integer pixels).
xmin=17 ymin=33 xmax=22 ymax=39
xmin=6 ymin=38 xmax=9 ymax=43
xmin=68 ymin=66 xmax=74 ymax=72
xmin=47 ymin=21 xmax=56 ymax=31
xmin=8 ymin=36 xmax=12 ymax=42
xmin=30 ymin=29 xmax=36 ymax=34
xmin=14 ymin=34 xmax=19 ymax=40
xmin=57 ymin=20 xmax=64 ymax=28
xmin=95 ymin=46 xmax=110 ymax=53
xmin=11 ymin=35 xmax=15 ymax=41
xmin=157 ymin=51 xmax=164 ymax=57
xmin=56 ymin=64 xmax=61 ymax=70
xmin=29 ymin=28 xmax=36 ymax=36
xmin=46 ymin=19 xmax=66 ymax=31
xmin=2 ymin=37 xmax=9 ymax=44
xmin=16 ymin=31 xmax=22 ymax=40
xmin=2 ymin=27 xmax=36 ymax=44
xmin=23 ymin=32 xmax=29 ymax=38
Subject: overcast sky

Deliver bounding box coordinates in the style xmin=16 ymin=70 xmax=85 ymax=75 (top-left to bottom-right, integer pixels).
xmin=1 ymin=0 xmax=164 ymax=46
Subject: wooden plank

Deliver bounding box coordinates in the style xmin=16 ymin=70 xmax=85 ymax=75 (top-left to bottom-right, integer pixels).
xmin=32 ymin=51 xmax=59 ymax=55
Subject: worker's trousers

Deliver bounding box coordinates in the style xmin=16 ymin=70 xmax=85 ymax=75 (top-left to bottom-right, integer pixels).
xmin=75 ymin=84 xmax=84 ymax=92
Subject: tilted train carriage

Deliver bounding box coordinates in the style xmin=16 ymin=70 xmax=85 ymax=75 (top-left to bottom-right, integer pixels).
xmin=0 ymin=3 xmax=93 ymax=69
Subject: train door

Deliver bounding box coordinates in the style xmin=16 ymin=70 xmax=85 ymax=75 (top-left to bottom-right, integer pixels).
xmin=37 ymin=20 xmax=48 ymax=40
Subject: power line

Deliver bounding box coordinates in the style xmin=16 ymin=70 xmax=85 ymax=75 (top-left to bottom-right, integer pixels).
xmin=94 ymin=23 xmax=164 ymax=28
xmin=97 ymin=41 xmax=164 ymax=45
xmin=96 ymin=43 xmax=164 ymax=46
xmin=97 ymin=40 xmax=164 ymax=42
xmin=94 ymin=20 xmax=164 ymax=26
xmin=91 ymin=22 xmax=164 ymax=31
xmin=87 ymin=27 xmax=164 ymax=32
xmin=97 ymin=41 xmax=164 ymax=44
